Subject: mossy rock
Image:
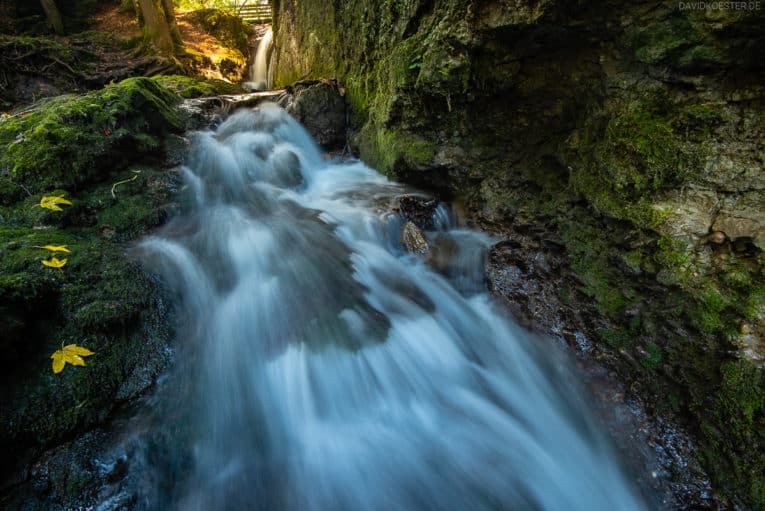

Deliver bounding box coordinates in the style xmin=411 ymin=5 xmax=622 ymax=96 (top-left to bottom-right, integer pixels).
xmin=184 ymin=8 xmax=252 ymax=57
xmin=0 ymin=79 xmax=186 ymax=483
xmin=151 ymin=75 xmax=241 ymax=98
xmin=0 ymin=77 xmax=187 ymax=203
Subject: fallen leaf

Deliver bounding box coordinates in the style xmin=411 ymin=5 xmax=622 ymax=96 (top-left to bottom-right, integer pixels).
xmin=51 ymin=343 xmax=95 ymax=374
xmin=42 ymin=257 xmax=67 ymax=268
xmin=33 ymin=244 xmax=71 ymax=253
xmin=40 ymin=194 xmax=73 ymax=211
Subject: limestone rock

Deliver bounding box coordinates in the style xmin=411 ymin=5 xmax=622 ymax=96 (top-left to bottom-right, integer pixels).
xmin=713 ymin=191 xmax=765 ymax=250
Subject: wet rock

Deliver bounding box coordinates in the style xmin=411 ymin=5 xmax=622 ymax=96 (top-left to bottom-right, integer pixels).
xmin=397 ymin=194 xmax=438 ymax=230
xmin=268 ymin=146 xmax=304 ymax=188
xmin=427 ymin=235 xmax=458 ymax=273
xmin=401 ymin=221 xmax=430 ymax=256
xmin=486 ymin=236 xmax=567 ymax=332
xmin=282 ymin=80 xmax=346 ymax=149
xmin=271 ymin=0 xmax=765 ymax=504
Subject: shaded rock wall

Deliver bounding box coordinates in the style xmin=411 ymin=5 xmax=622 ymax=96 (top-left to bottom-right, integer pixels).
xmin=0 ymin=76 xmax=211 ymax=495
xmin=271 ymin=0 xmax=765 ymax=505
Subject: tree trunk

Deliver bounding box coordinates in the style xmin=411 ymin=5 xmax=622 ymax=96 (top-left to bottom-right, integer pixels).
xmin=39 ymin=0 xmax=64 ymax=35
xmin=136 ymin=0 xmax=175 ymax=54
xmin=160 ymin=0 xmax=183 ymax=49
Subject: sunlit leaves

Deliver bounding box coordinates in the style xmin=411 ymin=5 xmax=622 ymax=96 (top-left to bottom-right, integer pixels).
xmin=42 ymin=257 xmax=67 ymax=269
xmin=33 ymin=244 xmax=71 ymax=253
xmin=51 ymin=344 xmax=95 ymax=374
xmin=39 ymin=194 xmax=73 ymax=211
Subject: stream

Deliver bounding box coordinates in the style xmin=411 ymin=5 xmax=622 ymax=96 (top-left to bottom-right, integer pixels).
xmin=114 ymin=103 xmax=648 ymax=510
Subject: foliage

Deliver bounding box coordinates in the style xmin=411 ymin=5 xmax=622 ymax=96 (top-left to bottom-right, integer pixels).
xmin=39 ymin=194 xmax=73 ymax=211
xmin=34 ymin=245 xmax=71 ymax=253
xmin=42 ymin=257 xmax=67 ymax=268
xmin=50 ymin=344 xmax=95 ymax=374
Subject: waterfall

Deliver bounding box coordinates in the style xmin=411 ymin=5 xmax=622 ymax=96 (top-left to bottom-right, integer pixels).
xmin=250 ymin=28 xmax=273 ymax=90
xmin=123 ymin=103 xmax=648 ymax=510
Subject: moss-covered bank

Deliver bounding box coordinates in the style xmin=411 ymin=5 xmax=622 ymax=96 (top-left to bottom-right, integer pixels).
xmin=271 ymin=0 xmax=765 ymax=505
xmin=0 ymin=76 xmax=221 ymax=497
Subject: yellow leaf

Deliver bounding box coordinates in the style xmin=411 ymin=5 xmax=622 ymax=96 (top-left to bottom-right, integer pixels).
xmin=51 ymin=353 xmax=65 ymax=374
xmin=33 ymin=244 xmax=71 ymax=253
xmin=51 ymin=343 xmax=95 ymax=374
xmin=40 ymin=194 xmax=73 ymax=212
xmin=42 ymin=257 xmax=67 ymax=268
xmin=63 ymin=343 xmax=95 ymax=356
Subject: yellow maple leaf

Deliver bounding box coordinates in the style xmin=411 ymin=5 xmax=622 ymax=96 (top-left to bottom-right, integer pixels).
xmin=51 ymin=343 xmax=95 ymax=374
xmin=33 ymin=244 xmax=71 ymax=253
xmin=39 ymin=194 xmax=73 ymax=212
xmin=42 ymin=257 xmax=67 ymax=268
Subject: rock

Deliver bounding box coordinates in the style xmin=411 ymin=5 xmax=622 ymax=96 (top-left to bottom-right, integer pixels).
xmin=401 ymin=221 xmax=430 ymax=256
xmin=282 ymin=80 xmax=346 ymax=149
xmin=655 ymin=188 xmax=719 ymax=243
xmin=398 ymin=194 xmax=438 ymax=230
xmin=0 ymin=78 xmax=180 ymax=497
xmin=706 ymin=231 xmax=727 ymax=245
xmin=271 ymin=1 xmax=765 ymax=505
xmin=268 ymin=146 xmax=304 ymax=188
xmin=712 ymin=191 xmax=765 ymax=250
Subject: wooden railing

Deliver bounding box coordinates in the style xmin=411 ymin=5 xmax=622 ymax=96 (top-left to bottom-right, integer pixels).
xmin=237 ymin=2 xmax=272 ymax=23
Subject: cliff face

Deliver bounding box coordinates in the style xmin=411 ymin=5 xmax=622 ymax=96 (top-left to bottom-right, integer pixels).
xmin=271 ymin=0 xmax=765 ymax=505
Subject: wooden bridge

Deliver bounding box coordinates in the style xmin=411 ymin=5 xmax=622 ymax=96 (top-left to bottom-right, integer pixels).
xmin=236 ymin=0 xmax=272 ymax=24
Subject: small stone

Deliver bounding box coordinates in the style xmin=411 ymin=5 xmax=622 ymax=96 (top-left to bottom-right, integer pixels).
xmin=401 ymin=221 xmax=430 ymax=256
xmin=707 ymin=231 xmax=727 ymax=244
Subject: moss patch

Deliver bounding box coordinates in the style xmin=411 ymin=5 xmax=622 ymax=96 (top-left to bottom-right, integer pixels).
xmin=151 ymin=75 xmax=239 ymax=98
xmin=0 ymin=78 xmax=182 ymax=482
xmin=0 ymin=77 xmax=187 ymax=203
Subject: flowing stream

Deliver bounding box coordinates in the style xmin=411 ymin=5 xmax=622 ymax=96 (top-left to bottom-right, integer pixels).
xmin=127 ymin=103 xmax=647 ymax=510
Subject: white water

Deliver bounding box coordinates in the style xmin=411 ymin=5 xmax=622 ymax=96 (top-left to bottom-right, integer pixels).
xmin=249 ymin=28 xmax=273 ymax=90
xmin=132 ymin=103 xmax=648 ymax=510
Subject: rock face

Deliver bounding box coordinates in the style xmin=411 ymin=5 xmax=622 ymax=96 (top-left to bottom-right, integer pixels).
xmin=0 ymin=77 xmax=208 ymax=501
xmin=271 ymin=1 xmax=765 ymax=506
xmin=281 ymin=80 xmax=347 ymax=149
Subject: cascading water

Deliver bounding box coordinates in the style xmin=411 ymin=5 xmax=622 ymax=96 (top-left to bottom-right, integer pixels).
xmin=126 ymin=103 xmax=649 ymax=510
xmin=249 ymin=28 xmax=273 ymax=90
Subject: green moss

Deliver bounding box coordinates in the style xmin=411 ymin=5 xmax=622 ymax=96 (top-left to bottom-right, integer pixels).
xmin=641 ymin=342 xmax=663 ymax=370
xmin=627 ymin=14 xmax=725 ymax=70
xmin=599 ymin=327 xmax=632 ymax=349
xmin=603 ymin=109 xmax=700 ymax=194
xmin=150 ymin=75 xmax=233 ymax=98
xmin=185 ymin=8 xmax=252 ymax=56
xmin=560 ymin=220 xmax=641 ymax=318
xmin=0 ymin=77 xmax=186 ymax=203
xmin=653 ymin=236 xmax=693 ymax=284
xmin=0 ymin=79 xmax=182 ymax=474
xmin=569 ymin=101 xmax=706 ymax=230
xmin=359 ymin=127 xmax=437 ymax=177
xmin=703 ymin=360 xmax=765 ymax=507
